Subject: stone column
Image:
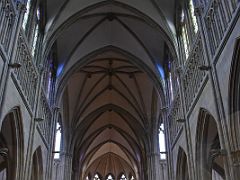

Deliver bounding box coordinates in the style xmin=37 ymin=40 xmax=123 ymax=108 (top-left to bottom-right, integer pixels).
xmin=62 ymin=152 xmax=73 ymax=180
xmin=231 ymin=150 xmax=240 ymax=179
xmin=147 ymin=125 xmax=164 ymax=180
xmin=147 ymin=152 xmax=163 ymax=180
xmin=46 ymin=106 xmax=60 ymax=180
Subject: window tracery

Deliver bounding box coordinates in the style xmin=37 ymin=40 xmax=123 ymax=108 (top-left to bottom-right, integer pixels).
xmin=93 ymin=173 xmax=101 ymax=180
xmin=22 ymin=0 xmax=43 ymax=59
xmin=119 ymin=174 xmax=127 ymax=180
xmin=106 ymin=174 xmax=114 ymax=180
xmin=178 ymin=0 xmax=199 ymax=61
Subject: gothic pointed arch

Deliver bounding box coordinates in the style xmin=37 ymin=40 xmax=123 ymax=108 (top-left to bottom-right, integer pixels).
xmin=195 ymin=108 xmax=225 ymax=180
xmin=0 ymin=107 xmax=24 ymax=180
xmin=31 ymin=146 xmax=43 ymax=180
xmin=229 ymin=38 xmax=240 ymax=150
xmin=176 ymin=147 xmax=189 ymax=180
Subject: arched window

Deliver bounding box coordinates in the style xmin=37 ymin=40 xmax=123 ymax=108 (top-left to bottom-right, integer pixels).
xmin=106 ymin=174 xmax=114 ymax=180
xmin=43 ymin=51 xmax=56 ymax=102
xmin=167 ymin=60 xmax=177 ymax=102
xmin=31 ymin=7 xmax=41 ymax=56
xmin=22 ymin=0 xmax=43 ymax=60
xmin=93 ymin=173 xmax=101 ymax=180
xmin=119 ymin=174 xmax=127 ymax=180
xmin=159 ymin=123 xmax=166 ymax=159
xmin=178 ymin=0 xmax=199 ymax=61
xmin=22 ymin=0 xmax=31 ymax=30
xmin=181 ymin=17 xmax=190 ymax=60
xmin=189 ymin=0 xmax=198 ymax=34
xmin=54 ymin=121 xmax=62 ymax=159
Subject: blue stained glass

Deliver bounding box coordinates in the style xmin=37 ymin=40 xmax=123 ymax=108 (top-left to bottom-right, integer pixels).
xmin=157 ymin=65 xmax=165 ymax=80
xmin=57 ymin=64 xmax=64 ymax=76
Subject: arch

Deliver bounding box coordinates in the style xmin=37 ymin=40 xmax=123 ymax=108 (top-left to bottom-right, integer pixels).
xmin=43 ymin=0 xmax=177 ymax=61
xmin=195 ymin=108 xmax=225 ymax=180
xmin=70 ymin=103 xmax=147 ymax=151
xmin=176 ymin=147 xmax=189 ymax=180
xmin=0 ymin=107 xmax=24 ymax=180
xmin=229 ymin=38 xmax=240 ymax=150
xmin=30 ymin=146 xmax=43 ymax=180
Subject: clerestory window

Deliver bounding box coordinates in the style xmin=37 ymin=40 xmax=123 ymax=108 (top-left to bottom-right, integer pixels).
xmin=54 ymin=122 xmax=62 ymax=159
xmin=179 ymin=0 xmax=199 ymax=62
xmin=159 ymin=123 xmax=166 ymax=159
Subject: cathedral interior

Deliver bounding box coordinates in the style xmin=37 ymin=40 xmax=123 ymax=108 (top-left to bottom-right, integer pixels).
xmin=0 ymin=0 xmax=240 ymax=179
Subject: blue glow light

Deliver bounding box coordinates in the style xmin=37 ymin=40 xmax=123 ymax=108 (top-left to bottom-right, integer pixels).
xmin=157 ymin=65 xmax=165 ymax=80
xmin=57 ymin=64 xmax=64 ymax=77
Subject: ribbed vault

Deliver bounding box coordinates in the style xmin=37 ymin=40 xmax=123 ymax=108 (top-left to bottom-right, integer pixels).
xmin=47 ymin=0 xmax=176 ymax=179
xmin=59 ymin=57 xmax=163 ymax=179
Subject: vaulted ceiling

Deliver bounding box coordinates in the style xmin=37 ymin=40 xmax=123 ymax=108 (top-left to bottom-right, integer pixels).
xmin=45 ymin=0 xmax=177 ymax=179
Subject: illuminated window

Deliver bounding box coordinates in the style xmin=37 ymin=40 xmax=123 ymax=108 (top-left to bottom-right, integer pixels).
xmin=159 ymin=123 xmax=166 ymax=159
xmin=179 ymin=0 xmax=199 ymax=61
xmin=45 ymin=61 xmax=54 ymax=99
xmin=189 ymin=0 xmax=198 ymax=33
xmin=94 ymin=174 xmax=101 ymax=180
xmin=54 ymin=122 xmax=62 ymax=159
xmin=120 ymin=174 xmax=127 ymax=180
xmin=182 ymin=23 xmax=190 ymax=59
xmin=22 ymin=0 xmax=31 ymax=30
xmin=31 ymin=24 xmax=39 ymax=56
xmin=31 ymin=8 xmax=41 ymax=57
xmin=106 ymin=174 xmax=114 ymax=180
